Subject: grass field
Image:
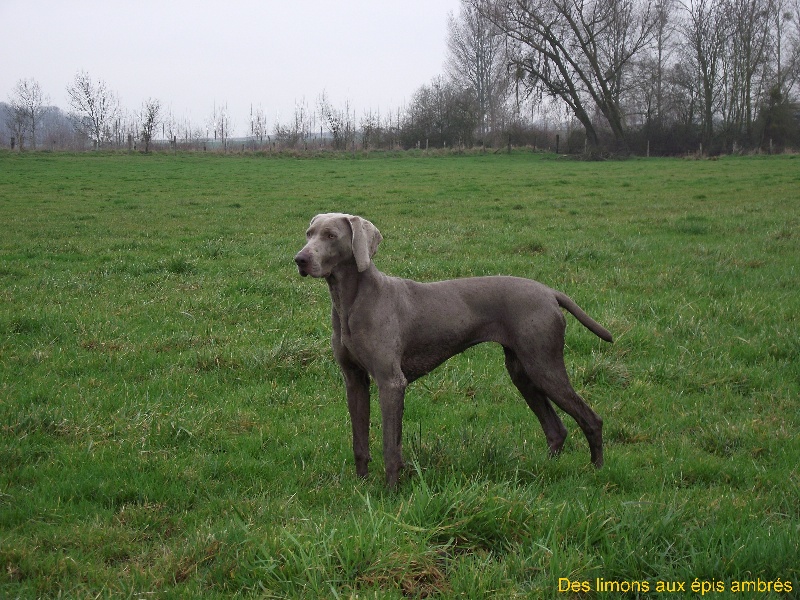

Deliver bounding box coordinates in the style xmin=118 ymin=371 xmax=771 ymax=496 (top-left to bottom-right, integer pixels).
xmin=0 ymin=150 xmax=798 ymax=598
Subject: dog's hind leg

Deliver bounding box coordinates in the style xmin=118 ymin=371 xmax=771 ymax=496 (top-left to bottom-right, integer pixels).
xmin=506 ymin=342 xmax=604 ymax=468
xmin=504 ymin=347 xmax=568 ymax=457
xmin=537 ymin=366 xmax=603 ymax=467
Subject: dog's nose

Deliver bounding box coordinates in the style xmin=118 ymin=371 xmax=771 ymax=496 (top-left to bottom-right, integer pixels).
xmin=294 ymin=251 xmax=311 ymax=276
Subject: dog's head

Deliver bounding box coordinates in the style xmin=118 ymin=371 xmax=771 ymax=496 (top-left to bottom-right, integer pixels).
xmin=294 ymin=213 xmax=382 ymax=278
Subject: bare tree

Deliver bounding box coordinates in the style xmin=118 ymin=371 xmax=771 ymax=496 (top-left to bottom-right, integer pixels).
xmin=360 ymin=109 xmax=382 ymax=150
xmin=478 ymin=0 xmax=658 ymax=151
xmin=6 ymin=78 xmax=49 ymax=150
xmin=39 ymin=106 xmax=83 ymax=150
xmin=773 ymin=0 xmax=797 ymax=94
xmin=625 ymin=0 xmax=678 ymax=150
xmin=318 ymin=91 xmax=355 ymax=150
xmin=381 ymin=107 xmax=404 ymax=149
xmin=139 ymin=98 xmax=161 ymax=153
xmin=274 ymin=98 xmax=313 ymax=148
xmin=682 ymin=0 xmax=727 ymax=147
xmin=716 ymin=0 xmax=774 ymax=144
xmin=169 ymin=113 xmax=205 ymax=150
xmin=4 ymin=102 xmax=27 ymax=150
xmin=209 ymin=102 xmax=232 ymax=150
xmin=791 ymin=0 xmax=800 ymax=93
xmin=66 ymin=71 xmax=120 ymax=148
xmin=651 ymin=0 xmax=678 ymax=125
xmin=447 ymin=0 xmax=510 ymax=143
xmin=162 ymin=109 xmax=178 ymax=148
xmin=665 ymin=58 xmax=701 ymax=128
xmin=402 ymin=76 xmax=479 ymax=148
xmin=251 ymin=104 xmax=269 ymax=145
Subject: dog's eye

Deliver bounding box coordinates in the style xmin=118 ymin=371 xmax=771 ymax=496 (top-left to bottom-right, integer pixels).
xmin=327 ymin=232 xmax=337 ymax=240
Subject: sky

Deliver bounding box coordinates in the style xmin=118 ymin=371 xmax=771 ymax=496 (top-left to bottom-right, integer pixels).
xmin=1 ymin=0 xmax=462 ymax=137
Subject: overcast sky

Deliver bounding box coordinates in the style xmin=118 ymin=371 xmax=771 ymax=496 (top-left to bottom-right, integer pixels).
xmin=2 ymin=0 xmax=462 ymax=136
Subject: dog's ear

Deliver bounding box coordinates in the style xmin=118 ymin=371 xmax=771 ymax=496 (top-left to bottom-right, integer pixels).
xmin=347 ymin=215 xmax=382 ymax=272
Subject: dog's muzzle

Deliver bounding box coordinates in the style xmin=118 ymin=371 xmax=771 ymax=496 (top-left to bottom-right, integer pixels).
xmin=294 ymin=251 xmax=311 ymax=277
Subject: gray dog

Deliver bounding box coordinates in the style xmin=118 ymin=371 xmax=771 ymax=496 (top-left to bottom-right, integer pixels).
xmin=294 ymin=213 xmax=613 ymax=487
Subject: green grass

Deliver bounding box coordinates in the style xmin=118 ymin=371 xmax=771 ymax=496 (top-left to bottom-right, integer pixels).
xmin=0 ymin=150 xmax=798 ymax=598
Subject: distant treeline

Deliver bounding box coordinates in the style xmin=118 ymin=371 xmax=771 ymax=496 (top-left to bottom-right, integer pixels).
xmin=4 ymin=1 xmax=800 ymax=156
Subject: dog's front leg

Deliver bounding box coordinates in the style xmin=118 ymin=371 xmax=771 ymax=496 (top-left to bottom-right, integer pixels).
xmin=345 ymin=370 xmax=372 ymax=477
xmin=332 ymin=310 xmax=372 ymax=480
xmin=377 ymin=376 xmax=407 ymax=487
xmin=342 ymin=365 xmax=371 ymax=478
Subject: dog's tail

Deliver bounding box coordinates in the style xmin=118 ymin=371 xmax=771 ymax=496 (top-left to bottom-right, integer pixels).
xmin=556 ymin=292 xmax=613 ymax=343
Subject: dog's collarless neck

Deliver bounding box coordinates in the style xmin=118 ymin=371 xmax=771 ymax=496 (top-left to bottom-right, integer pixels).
xmin=327 ymin=263 xmax=380 ymax=323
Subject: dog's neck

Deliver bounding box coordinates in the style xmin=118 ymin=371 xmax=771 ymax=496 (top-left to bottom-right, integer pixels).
xmin=326 ymin=261 xmax=379 ymax=330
